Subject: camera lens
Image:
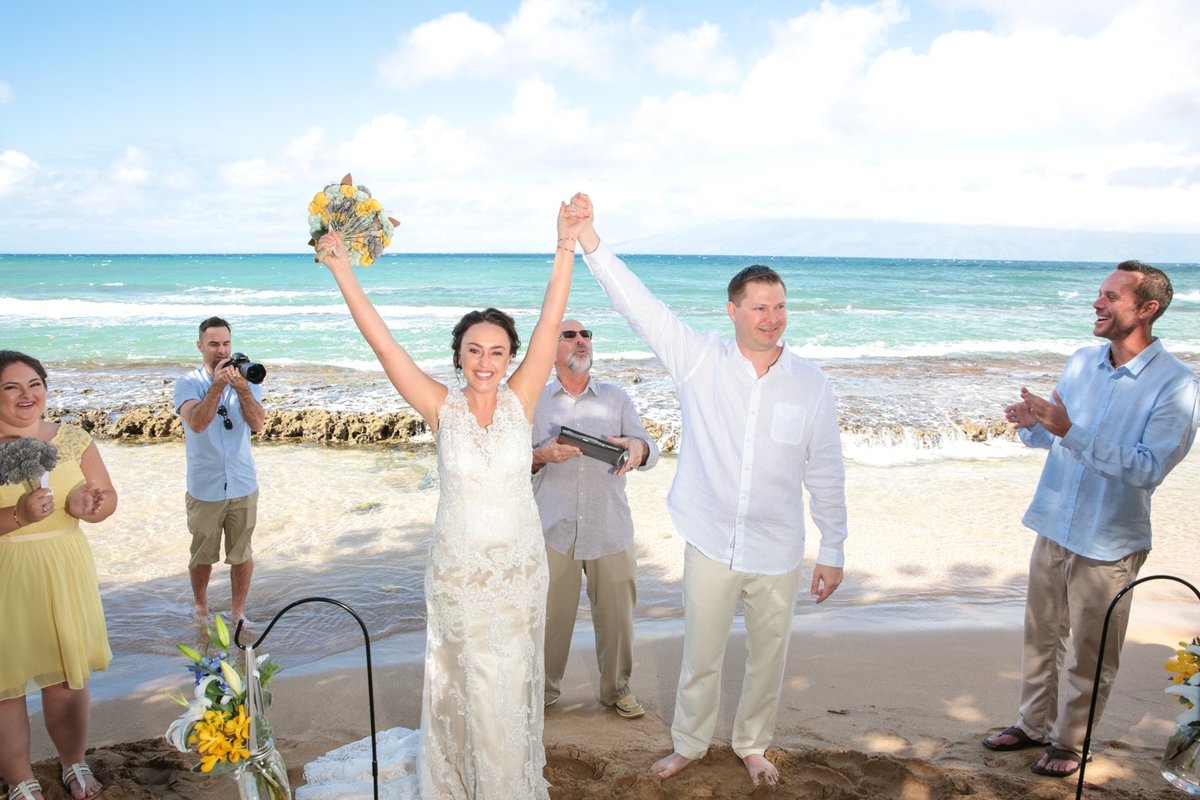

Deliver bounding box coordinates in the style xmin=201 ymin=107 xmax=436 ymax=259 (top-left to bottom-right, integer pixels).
xmin=241 ymin=362 xmax=266 ymax=384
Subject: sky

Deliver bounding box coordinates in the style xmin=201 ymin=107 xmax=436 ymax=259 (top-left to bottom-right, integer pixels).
xmin=1 ymin=0 xmax=1198 ymax=255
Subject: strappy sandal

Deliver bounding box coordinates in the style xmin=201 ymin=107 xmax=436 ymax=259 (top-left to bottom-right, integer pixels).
xmin=7 ymin=778 xmax=43 ymax=800
xmin=61 ymin=763 xmax=101 ymax=798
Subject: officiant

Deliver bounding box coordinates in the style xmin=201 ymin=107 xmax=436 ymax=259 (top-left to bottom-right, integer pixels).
xmin=531 ymin=319 xmax=659 ymax=719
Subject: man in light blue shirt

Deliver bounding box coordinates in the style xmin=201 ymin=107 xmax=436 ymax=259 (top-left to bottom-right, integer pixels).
xmin=173 ymin=316 xmax=265 ymax=626
xmin=984 ymin=261 xmax=1199 ymax=779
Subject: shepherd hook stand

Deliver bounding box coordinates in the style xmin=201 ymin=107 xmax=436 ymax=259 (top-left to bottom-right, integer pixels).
xmin=1075 ymin=574 xmax=1200 ymax=800
xmin=234 ymin=597 xmax=381 ymax=800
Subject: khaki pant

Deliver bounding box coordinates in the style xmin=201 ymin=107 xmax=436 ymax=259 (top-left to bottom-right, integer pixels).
xmin=544 ymin=543 xmax=637 ymax=706
xmin=1015 ymin=535 xmax=1147 ymax=753
xmin=671 ymin=544 xmax=804 ymax=760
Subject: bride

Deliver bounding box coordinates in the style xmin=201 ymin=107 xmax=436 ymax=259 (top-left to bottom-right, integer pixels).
xmin=301 ymin=197 xmax=589 ymax=799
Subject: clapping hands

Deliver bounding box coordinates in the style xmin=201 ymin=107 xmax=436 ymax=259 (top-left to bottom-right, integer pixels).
xmin=1006 ymin=387 xmax=1071 ymax=437
xmin=68 ymin=480 xmax=107 ymax=520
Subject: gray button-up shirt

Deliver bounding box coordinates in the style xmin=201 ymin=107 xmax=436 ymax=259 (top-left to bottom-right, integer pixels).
xmin=532 ymin=377 xmax=660 ymax=560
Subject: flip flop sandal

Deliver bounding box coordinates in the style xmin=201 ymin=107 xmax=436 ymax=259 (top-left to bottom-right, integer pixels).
xmin=1030 ymin=747 xmax=1082 ymax=778
xmin=982 ymin=725 xmax=1048 ymax=751
xmin=62 ymin=763 xmax=102 ymax=798
xmin=7 ymin=779 xmax=43 ymax=800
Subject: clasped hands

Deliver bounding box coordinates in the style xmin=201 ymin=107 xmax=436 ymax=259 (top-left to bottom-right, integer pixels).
xmin=1005 ymin=387 xmax=1071 ymax=438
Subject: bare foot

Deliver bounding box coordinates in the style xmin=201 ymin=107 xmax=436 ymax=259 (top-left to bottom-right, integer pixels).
xmin=192 ymin=605 xmax=209 ymax=625
xmin=742 ymin=753 xmax=779 ymax=786
xmin=651 ymin=752 xmax=693 ymax=780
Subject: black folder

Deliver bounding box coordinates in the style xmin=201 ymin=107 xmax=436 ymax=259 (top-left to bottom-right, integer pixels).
xmin=556 ymin=426 xmax=628 ymax=467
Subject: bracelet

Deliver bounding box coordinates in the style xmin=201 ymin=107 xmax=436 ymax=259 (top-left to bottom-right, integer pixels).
xmin=11 ymin=506 xmax=21 ymax=529
xmin=557 ymin=246 xmax=576 ymax=254
xmin=557 ymin=237 xmax=576 ymax=243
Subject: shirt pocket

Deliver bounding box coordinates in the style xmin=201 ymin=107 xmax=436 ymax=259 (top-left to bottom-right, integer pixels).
xmin=770 ymin=403 xmax=806 ymax=445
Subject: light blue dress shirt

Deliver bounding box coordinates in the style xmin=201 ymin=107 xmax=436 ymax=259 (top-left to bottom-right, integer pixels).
xmin=173 ymin=366 xmax=261 ymax=502
xmin=1020 ymin=339 xmax=1199 ymax=560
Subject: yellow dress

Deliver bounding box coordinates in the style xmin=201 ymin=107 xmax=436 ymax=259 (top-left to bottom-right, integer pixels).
xmin=0 ymin=424 xmax=111 ymax=700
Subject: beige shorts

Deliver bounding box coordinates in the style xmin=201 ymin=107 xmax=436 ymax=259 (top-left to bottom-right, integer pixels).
xmin=186 ymin=490 xmax=258 ymax=567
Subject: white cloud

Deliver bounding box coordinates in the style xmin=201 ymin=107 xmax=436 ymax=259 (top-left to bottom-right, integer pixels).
xmin=219 ymin=158 xmax=275 ymax=188
xmin=0 ymin=149 xmax=34 ymax=195
xmin=378 ymin=11 xmax=506 ymax=87
xmin=377 ymin=0 xmax=618 ymax=88
xmin=335 ymin=113 xmax=484 ymax=175
xmin=111 ymin=147 xmax=151 ymax=185
xmin=285 ymin=127 xmax=325 ymax=161
xmin=644 ymin=22 xmax=737 ymax=86
xmin=0 ymin=81 xmax=11 ymax=103
xmin=859 ymin=1 xmax=1200 ymax=135
xmin=940 ymin=0 xmax=1161 ymax=35
xmin=497 ymin=78 xmax=589 ymax=139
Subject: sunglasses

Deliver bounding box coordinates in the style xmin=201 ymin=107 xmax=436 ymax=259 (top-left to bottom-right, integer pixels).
xmin=217 ymin=405 xmax=233 ymax=431
xmin=560 ymin=330 xmax=593 ymax=340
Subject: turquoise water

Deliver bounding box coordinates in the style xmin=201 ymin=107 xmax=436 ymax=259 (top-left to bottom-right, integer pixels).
xmin=2 ymin=252 xmax=1198 ymax=458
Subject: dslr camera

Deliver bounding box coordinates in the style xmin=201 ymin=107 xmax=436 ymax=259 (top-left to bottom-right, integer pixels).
xmin=222 ymin=352 xmax=266 ymax=385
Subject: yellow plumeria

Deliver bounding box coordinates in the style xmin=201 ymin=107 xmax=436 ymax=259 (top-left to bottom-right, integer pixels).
xmin=339 ymin=184 xmax=357 ymax=198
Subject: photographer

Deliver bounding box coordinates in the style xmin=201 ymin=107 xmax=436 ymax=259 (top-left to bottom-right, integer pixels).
xmin=173 ymin=316 xmax=265 ymax=628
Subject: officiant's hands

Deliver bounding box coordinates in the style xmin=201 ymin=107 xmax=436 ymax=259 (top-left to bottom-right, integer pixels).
xmin=533 ymin=440 xmax=582 ymax=467
xmin=608 ymin=435 xmax=647 ymax=475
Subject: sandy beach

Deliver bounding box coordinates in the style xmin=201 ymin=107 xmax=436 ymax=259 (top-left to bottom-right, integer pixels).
xmin=20 ymin=447 xmax=1200 ymax=799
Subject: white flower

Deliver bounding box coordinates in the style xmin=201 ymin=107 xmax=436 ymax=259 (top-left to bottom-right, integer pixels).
xmin=164 ymin=676 xmax=217 ymax=751
xmin=1166 ymin=682 xmax=1200 ymax=725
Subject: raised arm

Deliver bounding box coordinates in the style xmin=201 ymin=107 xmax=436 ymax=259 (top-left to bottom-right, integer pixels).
xmin=317 ymin=231 xmax=447 ymax=426
xmin=508 ymin=197 xmax=590 ymax=416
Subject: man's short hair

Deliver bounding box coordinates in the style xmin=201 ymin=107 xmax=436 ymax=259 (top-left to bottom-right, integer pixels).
xmin=727 ymin=265 xmax=786 ymax=305
xmin=1116 ymin=260 xmax=1173 ymax=322
xmin=199 ymin=316 xmax=232 ymax=338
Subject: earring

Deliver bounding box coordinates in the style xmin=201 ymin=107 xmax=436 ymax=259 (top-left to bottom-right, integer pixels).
xmin=455 ymin=365 xmax=463 ymax=386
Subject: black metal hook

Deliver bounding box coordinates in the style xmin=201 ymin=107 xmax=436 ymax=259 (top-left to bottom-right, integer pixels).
xmin=234 ymin=597 xmax=380 ymax=800
xmin=1075 ymin=574 xmax=1200 ymax=800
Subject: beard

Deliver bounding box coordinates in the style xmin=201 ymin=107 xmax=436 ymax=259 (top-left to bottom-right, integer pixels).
xmin=565 ymin=351 xmax=593 ymax=374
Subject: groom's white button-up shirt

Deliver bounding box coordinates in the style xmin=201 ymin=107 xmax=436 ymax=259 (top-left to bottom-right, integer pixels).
xmin=584 ymin=243 xmax=847 ymax=575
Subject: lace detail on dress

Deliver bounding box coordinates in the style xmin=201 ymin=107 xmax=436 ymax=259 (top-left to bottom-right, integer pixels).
xmin=53 ymin=424 xmax=91 ymax=462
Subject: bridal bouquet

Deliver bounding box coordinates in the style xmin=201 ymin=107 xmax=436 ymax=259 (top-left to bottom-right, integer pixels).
xmin=307 ymin=173 xmax=399 ymax=266
xmin=1162 ymin=635 xmax=1200 ymax=792
xmin=165 ymin=615 xmax=282 ymax=775
xmin=0 ymin=438 xmax=58 ymax=491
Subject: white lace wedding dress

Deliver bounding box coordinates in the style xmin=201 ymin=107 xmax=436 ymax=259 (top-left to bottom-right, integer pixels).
xmin=298 ymin=386 xmax=551 ymax=800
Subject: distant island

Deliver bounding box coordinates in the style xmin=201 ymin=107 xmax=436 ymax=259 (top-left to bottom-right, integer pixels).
xmin=614 ymin=217 xmax=1200 ymax=263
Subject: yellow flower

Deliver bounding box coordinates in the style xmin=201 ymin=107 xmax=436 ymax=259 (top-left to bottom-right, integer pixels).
xmin=340 ymin=184 xmax=357 ymax=198
xmin=309 ymin=192 xmax=330 ymax=212
xmin=224 ymin=704 xmax=251 ymax=742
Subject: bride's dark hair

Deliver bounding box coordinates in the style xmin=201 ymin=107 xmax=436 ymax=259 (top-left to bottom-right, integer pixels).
xmin=451 ymin=308 xmax=521 ymax=370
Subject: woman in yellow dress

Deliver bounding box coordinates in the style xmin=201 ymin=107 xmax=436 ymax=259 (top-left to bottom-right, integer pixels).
xmin=0 ymin=351 xmax=117 ymax=800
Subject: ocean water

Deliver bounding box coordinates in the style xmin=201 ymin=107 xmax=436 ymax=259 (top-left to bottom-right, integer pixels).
xmin=4 ymin=251 xmax=1198 ymax=462
xmin=3 ymin=252 xmax=1199 ymax=661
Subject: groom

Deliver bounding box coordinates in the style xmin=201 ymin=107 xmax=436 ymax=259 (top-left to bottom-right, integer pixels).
xmin=572 ymin=195 xmax=848 ymax=787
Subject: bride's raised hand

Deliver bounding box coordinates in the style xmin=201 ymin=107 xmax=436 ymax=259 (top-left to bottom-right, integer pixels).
xmin=316 ymin=230 xmax=351 ymax=272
